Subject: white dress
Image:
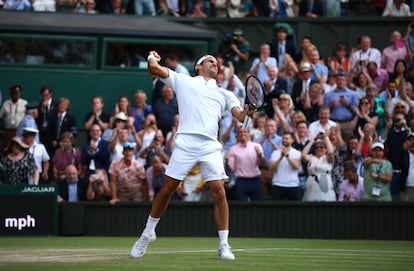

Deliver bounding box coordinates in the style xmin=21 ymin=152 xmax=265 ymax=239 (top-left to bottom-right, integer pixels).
xmin=303 ymin=155 xmax=336 ymax=201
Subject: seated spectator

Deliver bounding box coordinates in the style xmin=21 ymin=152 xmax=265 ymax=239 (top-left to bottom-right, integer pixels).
xmin=382 ymin=0 xmax=411 ymax=17
xmin=152 ymin=85 xmax=178 ymax=138
xmin=0 ymin=136 xmax=38 ymax=185
xmin=349 ymin=35 xmax=382 ymax=76
xmin=32 ymin=0 xmax=56 ymax=11
xmin=362 ymin=142 xmax=393 ymax=201
xmin=146 ymin=155 xmax=168 ymax=202
xmin=52 ymin=132 xmax=82 ymax=182
xmin=339 ymin=161 xmax=364 ymax=201
xmin=3 ymin=0 xmax=32 ymax=10
xmin=109 ymin=143 xmax=146 ymax=204
xmin=57 ymin=165 xmax=88 ymax=202
xmin=81 ymin=124 xmax=111 ymax=178
xmin=189 ymin=0 xmax=208 ymax=18
xmin=302 ymin=133 xmax=337 ymax=201
xmin=109 ymin=126 xmax=139 ymax=162
xmin=299 ymin=0 xmax=324 ymax=17
xmin=76 ymin=0 xmax=97 ymax=13
xmin=99 ymin=0 xmax=126 ymax=14
xmin=86 ymin=168 xmax=111 ymax=201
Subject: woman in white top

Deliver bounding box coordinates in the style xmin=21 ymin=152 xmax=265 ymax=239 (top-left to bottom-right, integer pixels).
xmin=302 ymin=132 xmax=336 ymax=201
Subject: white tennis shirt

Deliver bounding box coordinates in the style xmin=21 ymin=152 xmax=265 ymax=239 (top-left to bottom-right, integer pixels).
xmin=161 ymin=70 xmax=241 ymax=142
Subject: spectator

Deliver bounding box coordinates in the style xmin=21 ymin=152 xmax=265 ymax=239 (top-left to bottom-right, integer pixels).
xmin=131 ymin=90 xmax=152 ymax=132
xmin=100 ymin=0 xmax=126 ymax=14
xmin=291 ymin=62 xmax=317 ymax=112
xmin=264 ymin=66 xmax=288 ymax=118
xmin=366 ymin=61 xmax=389 ymax=92
xmin=323 ymin=70 xmax=338 ymax=94
xmin=109 ymin=95 xmax=135 ymax=128
xmin=349 ymin=71 xmax=372 ymax=99
xmin=57 ymin=165 xmax=88 ymax=202
xmin=36 ymin=86 xmax=58 ymax=149
xmin=138 ymin=129 xmax=171 ymax=169
xmin=152 ymin=85 xmax=178 ymax=138
xmin=212 ymin=0 xmax=241 ymax=17
xmin=296 ymin=36 xmax=313 ymax=64
xmin=136 ymin=113 xmax=158 ymax=164
xmin=229 ymin=28 xmax=251 ymax=75
xmin=109 ymin=126 xmax=138 ymax=162
xmin=22 ymin=127 xmax=50 ymax=184
xmin=189 ymin=0 xmax=208 ymax=17
xmin=327 ymin=42 xmax=350 ymax=74
xmin=292 ymin=120 xmax=310 ymax=198
xmin=270 ymin=25 xmax=297 ymax=68
xmin=356 ymin=123 xmax=378 ymax=159
xmin=249 ymin=112 xmax=267 ymax=141
xmin=309 ymin=48 xmax=328 ymax=85
xmin=365 ymin=83 xmax=386 ymax=136
xmin=329 ymin=125 xmax=347 ymax=197
xmin=308 ymin=107 xmax=336 ymax=138
xmin=109 ymin=142 xmax=146 ymax=204
xmin=351 ymin=96 xmax=379 ymax=137
xmin=338 ymin=161 xmax=364 ymax=201
xmin=255 ymin=118 xmax=282 ymax=199
xmin=389 ymin=59 xmax=408 ymax=88
xmin=0 ymin=85 xmax=27 ymax=147
xmin=252 ymin=0 xmax=270 ymax=16
xmin=227 ymin=127 xmax=265 ymax=201
xmin=145 ymin=155 xmax=168 ymax=202
xmin=249 ymin=43 xmax=278 ymax=84
xmin=302 ymin=134 xmax=336 ymax=202
xmin=220 ymin=114 xmax=239 ymax=154
xmin=76 ymin=0 xmax=97 ymax=14
xmin=52 ymin=131 xmax=82 ymax=182
xmin=165 ymin=114 xmax=179 ymax=151
xmin=46 ymin=97 xmax=77 ymax=157
xmin=32 ymin=0 xmax=56 ymax=11
xmin=303 ymin=83 xmax=323 ymax=123
xmin=362 ymin=142 xmax=393 ymax=201
xmin=355 ymin=0 xmax=377 ymax=16
xmin=179 ymin=165 xmax=208 ymax=202
xmin=381 ymin=112 xmax=411 ymax=201
xmin=382 ymin=31 xmax=408 ymax=76
xmin=386 ymin=82 xmax=414 ymax=122
xmin=84 ymin=96 xmax=111 ymax=134
xmin=56 ymin=0 xmax=78 ymax=12
xmin=298 ymin=0 xmax=324 ymax=17
xmin=87 ymin=169 xmax=111 ymax=201
xmin=349 ymin=35 xmax=382 ymax=76
xmin=0 ymin=136 xmax=37 ymax=185
xmin=165 ymin=53 xmax=190 ymax=75
xmin=382 ymin=0 xmax=411 ymax=17
xmin=3 ymin=0 xmax=32 ymax=10
xmin=272 ymin=93 xmax=294 ymax=135
xmin=279 ymin=54 xmax=299 ymax=95
xmin=269 ymin=132 xmax=302 ymax=201
xmin=400 ymin=133 xmax=414 ymax=202
xmin=81 ymin=124 xmax=111 ymax=177
xmin=16 ymin=103 xmax=40 ymax=144
xmin=323 ymin=71 xmax=359 ymax=142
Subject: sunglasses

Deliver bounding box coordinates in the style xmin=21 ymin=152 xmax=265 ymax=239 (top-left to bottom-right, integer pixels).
xmin=314 ymin=146 xmax=325 ymax=149
xmin=123 ymin=143 xmax=134 ymax=149
xmin=360 ymin=102 xmax=369 ymax=105
xmin=396 ymin=105 xmax=406 ymax=108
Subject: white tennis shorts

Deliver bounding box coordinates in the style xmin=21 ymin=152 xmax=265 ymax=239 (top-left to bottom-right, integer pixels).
xmin=166 ymin=134 xmax=229 ymax=182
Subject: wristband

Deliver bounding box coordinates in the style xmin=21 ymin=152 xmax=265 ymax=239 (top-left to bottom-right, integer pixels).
xmin=147 ymin=55 xmax=156 ymax=62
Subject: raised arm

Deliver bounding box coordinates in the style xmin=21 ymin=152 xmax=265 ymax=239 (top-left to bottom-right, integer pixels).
xmin=147 ymin=51 xmax=169 ymax=79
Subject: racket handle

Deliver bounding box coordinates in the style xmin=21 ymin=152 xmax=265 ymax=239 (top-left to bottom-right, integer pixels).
xmin=243 ymin=115 xmax=249 ymax=129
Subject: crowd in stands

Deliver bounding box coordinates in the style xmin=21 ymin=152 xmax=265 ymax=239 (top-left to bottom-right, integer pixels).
xmin=2 ymin=0 xmax=414 ymax=18
xmin=2 ymin=9 xmax=414 ymax=203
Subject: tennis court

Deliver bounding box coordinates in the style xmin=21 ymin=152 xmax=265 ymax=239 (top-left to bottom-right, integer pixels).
xmin=0 ymin=237 xmax=413 ymax=271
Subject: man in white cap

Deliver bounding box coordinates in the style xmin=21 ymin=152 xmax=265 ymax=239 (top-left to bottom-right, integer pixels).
xmin=16 ymin=102 xmax=40 ymax=143
xmin=22 ymin=127 xmax=50 ymax=183
xmin=130 ymin=51 xmax=254 ymax=260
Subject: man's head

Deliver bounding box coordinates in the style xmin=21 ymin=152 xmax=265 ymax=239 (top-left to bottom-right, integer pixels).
xmin=9 ymin=85 xmax=21 ymax=102
xmin=343 ymin=161 xmax=358 ymax=184
xmin=335 ymin=71 xmax=348 ymax=88
xmin=122 ymin=142 xmax=135 ymax=160
xmin=40 ymin=86 xmax=52 ymax=101
xmin=65 ymin=165 xmax=78 ymax=184
xmin=282 ymin=132 xmax=294 ymax=147
xmin=236 ymin=126 xmax=249 ymax=143
xmin=359 ymin=35 xmax=372 ymax=51
xmin=22 ymin=127 xmax=38 ymax=145
xmin=89 ymin=124 xmax=102 ymax=140
xmin=25 ymin=102 xmax=38 ymax=118
xmin=318 ymin=107 xmax=330 ymax=124
xmin=194 ymin=55 xmax=218 ymax=77
xmin=370 ymin=142 xmax=385 ymax=158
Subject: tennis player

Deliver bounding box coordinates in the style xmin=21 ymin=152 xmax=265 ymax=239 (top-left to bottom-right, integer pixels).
xmin=130 ymin=51 xmax=251 ymax=260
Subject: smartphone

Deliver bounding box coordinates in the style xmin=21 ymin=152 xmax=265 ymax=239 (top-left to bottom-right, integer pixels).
xmin=91 ymin=174 xmax=100 ymax=181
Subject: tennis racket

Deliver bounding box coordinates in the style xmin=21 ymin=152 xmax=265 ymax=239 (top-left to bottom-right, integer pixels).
xmin=243 ymin=74 xmax=266 ymax=128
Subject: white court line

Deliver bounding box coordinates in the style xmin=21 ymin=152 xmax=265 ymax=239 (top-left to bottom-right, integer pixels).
xmin=1 ymin=247 xmax=413 ymax=263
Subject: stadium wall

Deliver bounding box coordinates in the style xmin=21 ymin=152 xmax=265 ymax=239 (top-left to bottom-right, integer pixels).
xmin=58 ymin=202 xmax=414 ymax=240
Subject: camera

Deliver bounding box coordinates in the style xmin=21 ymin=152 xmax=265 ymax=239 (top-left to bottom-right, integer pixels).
xmin=358 ymin=60 xmax=366 ymax=66
xmin=91 ymin=174 xmax=100 ymax=181
xmin=149 ymin=120 xmax=156 ymax=125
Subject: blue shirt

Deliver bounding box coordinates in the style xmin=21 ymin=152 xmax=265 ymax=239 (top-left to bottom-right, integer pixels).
xmin=255 ymin=134 xmax=282 ymax=166
xmin=68 ymin=181 xmax=78 ymax=202
xmin=324 ymin=88 xmax=359 ymax=121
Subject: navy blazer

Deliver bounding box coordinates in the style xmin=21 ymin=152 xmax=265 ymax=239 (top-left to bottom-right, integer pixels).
xmin=57 ymin=177 xmax=88 ymax=201
xmin=265 ymin=78 xmax=288 ymax=118
xmin=270 ymin=39 xmax=297 ymax=64
xmin=81 ymin=138 xmax=111 ymax=173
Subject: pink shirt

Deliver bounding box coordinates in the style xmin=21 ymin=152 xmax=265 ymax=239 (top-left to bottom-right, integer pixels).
xmin=109 ymin=158 xmax=145 ymax=193
xmin=227 ymin=141 xmax=263 ymax=178
xmin=381 ymin=45 xmax=407 ymax=74
xmin=338 ymin=176 xmax=364 ymax=202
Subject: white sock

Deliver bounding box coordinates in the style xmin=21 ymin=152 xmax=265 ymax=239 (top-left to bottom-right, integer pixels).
xmin=142 ymin=215 xmax=160 ymax=235
xmin=218 ymin=230 xmax=229 ymax=246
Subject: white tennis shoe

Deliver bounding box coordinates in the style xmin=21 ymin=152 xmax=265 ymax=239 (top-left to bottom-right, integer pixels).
xmin=130 ymin=232 xmax=157 ymax=258
xmin=218 ymin=244 xmax=235 ymax=260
